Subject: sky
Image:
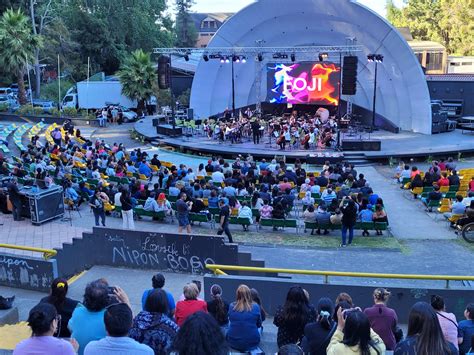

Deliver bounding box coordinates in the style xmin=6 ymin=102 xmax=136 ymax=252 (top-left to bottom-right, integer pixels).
xmin=190 ymin=0 xmax=406 ymax=18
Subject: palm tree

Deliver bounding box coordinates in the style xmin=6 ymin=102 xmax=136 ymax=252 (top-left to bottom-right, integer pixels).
xmin=117 ymin=49 xmax=157 ymax=114
xmin=0 ymin=9 xmax=41 ymax=104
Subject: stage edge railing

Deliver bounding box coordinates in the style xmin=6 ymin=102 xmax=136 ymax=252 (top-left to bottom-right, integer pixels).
xmin=0 ymin=244 xmax=57 ymax=260
xmin=205 ymin=264 xmax=474 ymax=289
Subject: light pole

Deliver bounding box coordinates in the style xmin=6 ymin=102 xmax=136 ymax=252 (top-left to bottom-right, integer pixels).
xmin=367 ymin=54 xmax=383 ymax=132
xmin=231 ymin=55 xmax=236 ymax=118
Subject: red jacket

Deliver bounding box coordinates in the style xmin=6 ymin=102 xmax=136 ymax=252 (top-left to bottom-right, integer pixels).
xmin=175 ymin=299 xmax=207 ymax=326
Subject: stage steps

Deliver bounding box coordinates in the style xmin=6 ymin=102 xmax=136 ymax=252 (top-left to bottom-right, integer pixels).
xmin=343 ymin=152 xmax=373 ymax=166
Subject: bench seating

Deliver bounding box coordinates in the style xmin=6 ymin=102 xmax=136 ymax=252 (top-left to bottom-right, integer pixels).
xmin=260 ymin=218 xmax=298 ymax=232
xmin=304 ymin=221 xmax=389 ymax=235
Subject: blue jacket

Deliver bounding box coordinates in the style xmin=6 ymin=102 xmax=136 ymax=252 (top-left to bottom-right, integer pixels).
xmin=226 ymin=303 xmax=261 ymax=351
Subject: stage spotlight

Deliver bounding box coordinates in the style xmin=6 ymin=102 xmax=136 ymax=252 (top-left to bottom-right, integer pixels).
xmin=241 ymin=56 xmax=247 ymax=63
xmin=232 ymin=55 xmax=239 ymax=62
xmin=257 ymin=54 xmax=263 ymax=62
xmin=291 ymin=53 xmax=296 ymax=62
xmin=220 ymin=56 xmax=225 ymax=63
xmin=318 ymin=52 xmax=328 ymax=61
xmin=225 ymin=56 xmax=230 ymax=63
xmin=203 ymin=54 xmax=209 ymax=62
xmin=184 ymin=54 xmax=189 ymax=61
xmin=367 ymin=54 xmax=375 ymax=62
xmin=375 ymin=54 xmax=384 ymax=63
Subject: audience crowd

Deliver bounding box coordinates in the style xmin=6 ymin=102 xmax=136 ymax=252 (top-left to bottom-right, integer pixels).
xmin=12 ymin=274 xmax=474 ymax=355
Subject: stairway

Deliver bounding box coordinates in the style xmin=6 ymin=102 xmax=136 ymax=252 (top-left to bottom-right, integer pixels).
xmin=343 ymin=152 xmax=373 ymax=166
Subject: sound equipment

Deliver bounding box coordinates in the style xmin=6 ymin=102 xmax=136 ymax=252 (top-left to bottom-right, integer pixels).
xmin=158 ymin=55 xmax=171 ymax=90
xmin=341 ymin=140 xmax=381 ymax=151
xmin=342 ymin=56 xmax=358 ymax=95
xmin=187 ymin=108 xmax=194 ymax=120
xmin=22 ymin=186 xmax=65 ymax=225
xmin=157 ymin=124 xmax=182 ymax=137
xmin=152 ymin=119 xmax=159 ymax=127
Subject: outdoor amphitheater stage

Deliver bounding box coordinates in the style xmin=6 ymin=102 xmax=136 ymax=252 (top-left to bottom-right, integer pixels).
xmin=134 ymin=118 xmax=474 ymax=162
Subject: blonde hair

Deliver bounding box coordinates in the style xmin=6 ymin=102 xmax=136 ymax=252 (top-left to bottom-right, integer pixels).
xmin=234 ymin=284 xmax=253 ymax=312
xmin=373 ymin=288 xmax=391 ymax=302
xmin=183 ymin=283 xmax=199 ymax=300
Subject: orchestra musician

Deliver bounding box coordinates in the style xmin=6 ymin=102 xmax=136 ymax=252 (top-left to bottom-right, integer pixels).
xmin=251 ymin=118 xmax=261 ymax=145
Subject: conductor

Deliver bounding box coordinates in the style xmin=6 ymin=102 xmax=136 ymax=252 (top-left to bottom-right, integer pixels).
xmin=251 ymin=118 xmax=261 ymax=145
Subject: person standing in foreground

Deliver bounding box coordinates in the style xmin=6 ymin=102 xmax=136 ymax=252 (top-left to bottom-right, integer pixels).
xmin=120 ymin=189 xmax=135 ymax=230
xmin=7 ymin=177 xmax=23 ymax=221
xmin=89 ymin=189 xmax=106 ymax=227
xmin=217 ymin=199 xmax=233 ymax=243
xmin=176 ymin=192 xmax=192 ymax=234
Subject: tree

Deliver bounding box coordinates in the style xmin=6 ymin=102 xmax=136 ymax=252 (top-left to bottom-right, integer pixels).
xmin=386 ymin=0 xmax=474 ymax=55
xmin=117 ymin=49 xmax=157 ymax=114
xmin=175 ymin=0 xmax=197 ymax=48
xmin=0 ymin=9 xmax=42 ymax=104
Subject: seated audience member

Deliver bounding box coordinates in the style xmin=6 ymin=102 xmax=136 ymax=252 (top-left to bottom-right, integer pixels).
xmin=456 ymin=201 xmax=474 ymax=228
xmin=39 ymin=278 xmax=79 ymax=338
xmin=259 ymin=199 xmax=273 ymax=219
xmin=459 ymin=303 xmax=474 ymax=355
xmin=438 ymin=172 xmax=450 ymax=187
xmin=431 ymin=295 xmax=460 ymax=351
xmin=303 ymin=204 xmax=316 ymax=223
xmin=330 ymin=208 xmax=343 ymax=225
xmin=278 ymin=344 xmax=304 ymax=354
xmin=14 ymin=303 xmax=77 ymax=355
xmin=274 ymin=286 xmax=317 ymax=347
xmin=411 ymin=174 xmax=424 ymax=192
xmin=130 ymin=289 xmax=179 ymax=355
xmin=227 ymin=285 xmax=262 ymax=352
xmin=141 ymin=273 xmax=175 ymax=316
xmin=394 ymin=302 xmax=458 ymax=354
xmin=175 ymin=283 xmax=207 ymax=327
xmin=238 ymin=202 xmax=253 ymax=230
xmin=449 ymin=170 xmax=460 ymax=187
xmin=410 ymin=166 xmax=421 ymax=179
xmin=359 ymin=206 xmax=374 ymax=237
xmin=272 ymin=202 xmax=286 ymax=220
xmin=399 ymin=165 xmax=411 ymax=182
xmin=463 ymin=191 xmax=474 ymax=206
xmin=69 ymin=280 xmax=113 ymax=354
xmin=84 ymin=303 xmax=153 ymax=354
xmin=373 ymin=204 xmax=388 ymax=235
xmin=445 ymin=195 xmax=466 ymax=220
xmin=321 ymin=187 xmax=337 ymax=204
xmin=144 ymin=192 xmax=160 ymax=212
xmin=171 ymin=312 xmax=228 ymax=355
xmin=422 ymin=185 xmax=442 ymax=206
xmin=327 ymin=308 xmax=385 ymax=354
xmin=363 ymin=288 xmax=398 ymax=351
xmin=302 ymin=191 xmax=315 ymax=207
xmin=301 ymin=297 xmax=335 ymax=354
xmin=470 ymin=177 xmax=474 ymax=192
xmin=315 ymin=205 xmax=331 ymax=235
xmin=206 ymin=284 xmax=230 ymax=331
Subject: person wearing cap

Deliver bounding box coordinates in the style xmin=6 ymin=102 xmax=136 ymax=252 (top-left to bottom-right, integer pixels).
xmin=156 ymin=193 xmax=172 ymax=216
xmin=141 ymin=274 xmax=176 ymax=317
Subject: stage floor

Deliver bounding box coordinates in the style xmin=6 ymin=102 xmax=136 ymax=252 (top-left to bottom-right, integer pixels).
xmin=134 ymin=117 xmax=474 ymax=161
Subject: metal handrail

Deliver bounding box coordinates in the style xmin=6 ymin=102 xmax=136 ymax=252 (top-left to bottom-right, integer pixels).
xmin=206 ymin=264 xmax=474 ymax=289
xmin=0 ymin=244 xmax=57 ymax=260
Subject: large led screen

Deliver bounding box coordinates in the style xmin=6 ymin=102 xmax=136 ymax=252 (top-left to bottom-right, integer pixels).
xmin=266 ymin=62 xmax=340 ymax=106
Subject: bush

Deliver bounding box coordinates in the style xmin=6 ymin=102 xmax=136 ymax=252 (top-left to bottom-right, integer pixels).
xmin=0 ymin=103 xmax=9 ymax=112
xmin=62 ymin=107 xmax=78 ymax=117
xmin=17 ymin=104 xmax=35 ymax=115
xmin=50 ymin=108 xmax=61 ymax=117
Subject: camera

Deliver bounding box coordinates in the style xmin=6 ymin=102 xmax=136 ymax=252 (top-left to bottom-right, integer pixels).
xmin=107 ymin=286 xmax=117 ymax=295
xmin=343 ymin=308 xmax=359 ymax=319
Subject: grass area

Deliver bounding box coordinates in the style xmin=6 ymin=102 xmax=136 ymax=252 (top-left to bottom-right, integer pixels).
xmin=454 ymin=238 xmax=474 ymax=252
xmin=203 ymin=227 xmax=406 ymax=250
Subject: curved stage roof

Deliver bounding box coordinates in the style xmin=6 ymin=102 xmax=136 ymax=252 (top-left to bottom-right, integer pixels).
xmin=190 ymin=0 xmax=432 ymax=134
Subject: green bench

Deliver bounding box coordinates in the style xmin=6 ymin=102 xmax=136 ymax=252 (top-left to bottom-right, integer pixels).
xmin=304 ymin=221 xmax=389 ymax=235
xmin=189 ymin=213 xmax=209 ymax=225
xmin=134 ymin=207 xmax=165 ymax=221
xmin=260 ymin=218 xmax=298 ymax=232
xmin=213 ymin=215 xmax=254 ymax=230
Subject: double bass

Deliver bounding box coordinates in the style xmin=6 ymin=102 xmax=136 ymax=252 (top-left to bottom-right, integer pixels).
xmin=276 ymin=130 xmax=285 ymax=145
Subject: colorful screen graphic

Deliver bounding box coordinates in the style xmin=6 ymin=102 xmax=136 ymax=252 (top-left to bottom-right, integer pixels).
xmin=266 ymin=62 xmax=340 ymax=106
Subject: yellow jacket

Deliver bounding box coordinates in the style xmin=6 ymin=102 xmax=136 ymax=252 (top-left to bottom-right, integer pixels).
xmin=327 ymin=328 xmax=386 ymax=354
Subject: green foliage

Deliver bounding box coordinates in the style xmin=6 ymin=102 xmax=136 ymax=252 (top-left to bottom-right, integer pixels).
xmin=175 ymin=0 xmax=197 ymax=48
xmin=50 ymin=107 xmax=61 ymax=117
xmin=0 ymin=9 xmax=42 ymax=104
xmin=386 ymin=0 xmax=474 ymax=55
xmin=117 ymin=49 xmax=157 ymax=112
xmin=177 ymin=88 xmax=191 ymax=107
xmin=62 ymin=107 xmax=78 ymax=117
xmin=40 ymin=80 xmax=74 ymax=103
xmin=17 ymin=104 xmax=43 ymax=116
xmin=0 ymin=102 xmax=9 ymax=112
xmin=156 ymin=89 xmax=172 ymax=107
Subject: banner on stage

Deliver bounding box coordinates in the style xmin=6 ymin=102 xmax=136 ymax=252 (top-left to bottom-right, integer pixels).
xmin=267 ymin=62 xmax=340 ymax=106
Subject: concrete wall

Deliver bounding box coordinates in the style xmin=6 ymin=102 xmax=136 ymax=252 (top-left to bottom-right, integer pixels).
xmin=204 ymin=274 xmax=472 ymax=321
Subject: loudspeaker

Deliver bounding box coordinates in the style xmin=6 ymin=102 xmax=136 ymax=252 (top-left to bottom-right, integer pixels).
xmin=187 ymin=108 xmax=194 ymax=120
xmin=341 ymin=140 xmax=381 ymax=151
xmin=342 ymin=56 xmax=358 ymax=95
xmin=158 ymin=55 xmax=171 ymax=90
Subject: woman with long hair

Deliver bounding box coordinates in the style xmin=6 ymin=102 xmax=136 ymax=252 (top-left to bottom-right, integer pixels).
xmin=273 ymin=285 xmax=317 ymax=347
xmin=39 ymin=278 xmax=79 ymax=338
xmin=301 ymin=297 xmax=336 ymax=354
xmin=431 ymin=295 xmax=460 ymax=352
xmin=251 ymin=288 xmax=267 ymax=332
xmin=129 ymin=289 xmax=179 ymax=355
xmin=171 ymin=312 xmax=228 ymax=355
xmin=363 ymin=288 xmax=398 ymax=351
xmin=327 ymin=308 xmax=385 ymax=355
xmin=226 ymin=284 xmax=262 ymax=352
xmin=206 ymin=284 xmax=229 ymax=331
xmin=394 ymin=301 xmax=458 ymax=355
xmin=14 ymin=303 xmax=78 ymax=354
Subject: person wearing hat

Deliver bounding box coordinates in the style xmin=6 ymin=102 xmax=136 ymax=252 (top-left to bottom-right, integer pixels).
xmin=157 ymin=193 xmax=172 ymax=216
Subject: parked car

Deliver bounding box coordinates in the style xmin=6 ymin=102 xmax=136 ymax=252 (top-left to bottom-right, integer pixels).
xmin=0 ymin=87 xmax=13 ymax=97
xmin=0 ymin=94 xmax=19 ymax=110
xmin=32 ymin=100 xmax=56 ymax=114
xmin=120 ymin=106 xmax=138 ymax=122
xmin=9 ymin=84 xmax=18 ymax=95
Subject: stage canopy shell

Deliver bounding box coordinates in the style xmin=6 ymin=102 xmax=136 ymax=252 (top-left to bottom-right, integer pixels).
xmin=190 ymin=0 xmax=432 ymax=134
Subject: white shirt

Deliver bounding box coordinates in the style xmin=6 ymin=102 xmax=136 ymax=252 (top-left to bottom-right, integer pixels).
xmin=211 ymin=171 xmax=224 ymax=183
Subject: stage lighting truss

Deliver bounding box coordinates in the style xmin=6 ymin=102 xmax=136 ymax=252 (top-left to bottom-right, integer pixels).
xmin=153 ymin=45 xmax=363 ymax=62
